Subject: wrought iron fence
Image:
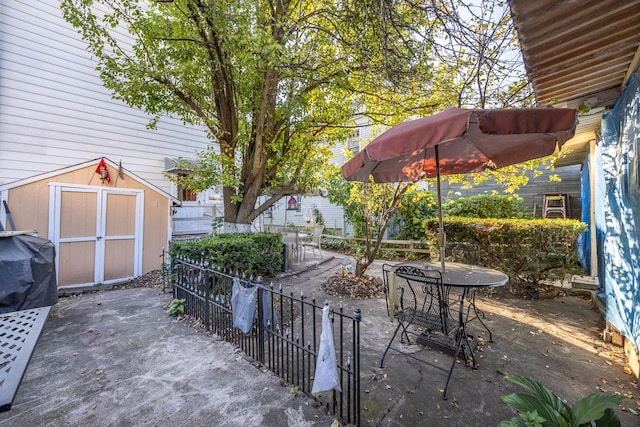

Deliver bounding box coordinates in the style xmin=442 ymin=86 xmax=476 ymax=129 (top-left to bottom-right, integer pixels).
xmin=171 ymin=257 xmax=361 ymax=426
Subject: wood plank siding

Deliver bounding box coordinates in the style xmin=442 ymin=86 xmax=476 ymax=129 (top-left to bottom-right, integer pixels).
xmin=440 ymin=164 xmax=582 ymax=219
xmin=0 ymin=0 xmax=211 ymax=191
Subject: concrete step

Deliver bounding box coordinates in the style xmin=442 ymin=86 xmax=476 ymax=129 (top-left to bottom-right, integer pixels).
xmin=571 ymin=274 xmax=598 ymax=290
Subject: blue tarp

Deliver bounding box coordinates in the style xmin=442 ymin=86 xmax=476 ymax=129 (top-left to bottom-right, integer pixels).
xmin=577 ymin=156 xmax=591 ymax=273
xmin=595 ymin=68 xmax=640 ymax=350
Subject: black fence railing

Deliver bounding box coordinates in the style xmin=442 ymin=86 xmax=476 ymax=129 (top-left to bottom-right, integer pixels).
xmin=171 ymin=257 xmax=361 ymax=426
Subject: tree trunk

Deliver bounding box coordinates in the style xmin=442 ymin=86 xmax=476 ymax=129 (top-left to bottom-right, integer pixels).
xmin=222 ymin=222 xmax=252 ymax=233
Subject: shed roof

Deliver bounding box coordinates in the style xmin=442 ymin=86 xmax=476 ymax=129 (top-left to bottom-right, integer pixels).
xmin=508 ymin=0 xmax=640 ymax=166
xmin=0 ymin=157 xmax=179 ymax=205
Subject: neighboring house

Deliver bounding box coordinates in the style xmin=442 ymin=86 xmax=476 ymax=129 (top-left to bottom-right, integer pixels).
xmin=0 ymin=1 xmax=215 ymax=287
xmin=265 ymin=114 xmax=377 ymax=236
xmin=508 ymin=0 xmax=640 ymax=376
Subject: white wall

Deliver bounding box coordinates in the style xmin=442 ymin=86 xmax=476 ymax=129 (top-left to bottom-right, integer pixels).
xmin=0 ymin=0 xmax=212 ymax=193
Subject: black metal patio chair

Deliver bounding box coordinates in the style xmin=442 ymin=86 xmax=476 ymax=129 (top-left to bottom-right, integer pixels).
xmin=379 ymin=263 xmax=468 ymax=399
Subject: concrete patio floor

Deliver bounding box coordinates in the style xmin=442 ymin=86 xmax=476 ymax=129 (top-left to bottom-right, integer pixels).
xmin=1 ymin=250 xmax=638 ymax=426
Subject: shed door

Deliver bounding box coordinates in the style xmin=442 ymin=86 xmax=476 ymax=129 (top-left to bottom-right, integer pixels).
xmin=51 ymin=185 xmax=143 ymax=287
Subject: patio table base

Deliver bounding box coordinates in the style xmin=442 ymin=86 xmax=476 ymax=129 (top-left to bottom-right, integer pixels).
xmin=416 ymin=332 xmax=478 ymax=364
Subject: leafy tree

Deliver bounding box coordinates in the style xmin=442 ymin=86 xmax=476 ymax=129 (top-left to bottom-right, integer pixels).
xmin=327 ymin=166 xmax=411 ymax=277
xmin=445 ymin=194 xmax=527 ymax=218
xmin=60 ymin=0 xmax=435 ymax=230
xmin=330 ymin=0 xmax=557 ymax=279
xmin=423 ymin=0 xmax=534 ymax=109
xmin=394 ymin=189 xmax=438 ymax=240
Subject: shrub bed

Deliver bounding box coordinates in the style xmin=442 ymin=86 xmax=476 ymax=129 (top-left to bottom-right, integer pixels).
xmin=424 ymin=217 xmax=587 ymax=287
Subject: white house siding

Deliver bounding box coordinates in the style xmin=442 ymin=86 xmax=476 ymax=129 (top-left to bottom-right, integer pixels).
xmin=0 ymin=0 xmax=211 ymax=195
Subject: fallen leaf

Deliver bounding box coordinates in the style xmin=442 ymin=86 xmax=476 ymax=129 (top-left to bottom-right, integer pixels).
xmin=598 ymin=377 xmax=607 ymax=384
xmin=624 ymin=367 xmax=633 ymax=375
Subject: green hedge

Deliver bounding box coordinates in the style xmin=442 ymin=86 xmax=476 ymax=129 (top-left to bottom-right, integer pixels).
xmin=169 ymin=232 xmax=283 ymax=277
xmin=425 ymin=217 xmax=587 ymax=287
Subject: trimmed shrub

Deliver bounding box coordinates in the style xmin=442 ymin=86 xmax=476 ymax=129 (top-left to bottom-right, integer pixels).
xmin=321 ymin=236 xmax=359 ymax=253
xmin=239 ymin=232 xmax=283 ymax=276
xmin=169 ymin=232 xmax=283 ymax=277
xmin=425 ymin=217 xmax=587 ymax=287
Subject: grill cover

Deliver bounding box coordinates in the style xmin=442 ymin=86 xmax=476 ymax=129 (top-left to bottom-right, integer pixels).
xmin=0 ymin=233 xmax=58 ymax=313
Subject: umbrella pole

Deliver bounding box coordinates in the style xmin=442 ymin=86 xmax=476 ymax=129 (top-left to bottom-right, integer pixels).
xmin=435 ymin=145 xmax=446 ymax=272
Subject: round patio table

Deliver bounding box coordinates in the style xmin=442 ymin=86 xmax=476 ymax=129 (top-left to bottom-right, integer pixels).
xmin=423 ymin=261 xmax=509 ymax=288
xmin=423 ymin=261 xmax=508 ymax=340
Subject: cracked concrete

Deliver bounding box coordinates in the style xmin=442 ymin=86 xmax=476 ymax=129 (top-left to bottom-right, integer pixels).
xmin=1 ymin=250 xmax=638 ymax=426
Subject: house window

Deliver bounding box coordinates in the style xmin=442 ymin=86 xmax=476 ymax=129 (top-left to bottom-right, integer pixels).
xmin=177 ymin=174 xmax=197 ymax=202
xmin=347 ymin=129 xmax=361 ymax=154
xmin=179 ymin=185 xmax=197 ymax=202
xmin=287 ymin=196 xmax=299 ymax=210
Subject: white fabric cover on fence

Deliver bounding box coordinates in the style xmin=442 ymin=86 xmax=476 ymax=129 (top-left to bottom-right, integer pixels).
xmin=312 ymin=305 xmax=341 ymax=394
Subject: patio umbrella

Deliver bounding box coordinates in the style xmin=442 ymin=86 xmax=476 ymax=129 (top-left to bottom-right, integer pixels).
xmin=341 ymin=107 xmax=578 ymax=271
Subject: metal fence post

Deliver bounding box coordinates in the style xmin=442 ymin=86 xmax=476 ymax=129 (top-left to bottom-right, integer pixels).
xmin=256 ymin=276 xmax=265 ymax=364
xmin=354 ymin=307 xmax=361 ymax=426
xmin=204 ymin=267 xmax=210 ymax=329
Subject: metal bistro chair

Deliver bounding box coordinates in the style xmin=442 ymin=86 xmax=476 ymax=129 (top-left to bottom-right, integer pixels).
xmin=380 ymin=264 xmax=463 ymax=398
xmin=280 ymin=229 xmax=300 ymax=264
xmin=302 ymin=225 xmax=324 ymax=259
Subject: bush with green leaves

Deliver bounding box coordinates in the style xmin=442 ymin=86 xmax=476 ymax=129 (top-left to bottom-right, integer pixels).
xmin=169 ymin=233 xmax=283 ymax=277
xmin=445 ymin=194 xmax=528 ymax=219
xmin=393 ymin=193 xmax=528 ymax=241
xmin=320 ymin=236 xmax=355 ymax=252
xmin=425 ymin=217 xmax=587 ymax=287
xmin=394 ymin=189 xmax=438 ymax=240
xmin=498 ymin=374 xmax=623 ymax=427
xmin=217 ymin=232 xmax=283 ymax=276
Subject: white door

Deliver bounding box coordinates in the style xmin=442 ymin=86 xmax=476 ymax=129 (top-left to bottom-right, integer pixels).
xmin=50 ymin=184 xmax=143 ymax=287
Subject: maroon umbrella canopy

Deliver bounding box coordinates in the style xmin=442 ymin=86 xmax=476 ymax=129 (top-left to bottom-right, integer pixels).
xmin=341 ymin=108 xmax=578 ymax=183
xmin=341 ymin=107 xmax=578 ymax=271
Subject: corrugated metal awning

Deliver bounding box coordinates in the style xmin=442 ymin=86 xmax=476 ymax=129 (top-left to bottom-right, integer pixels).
xmin=508 ymin=0 xmax=640 ymax=166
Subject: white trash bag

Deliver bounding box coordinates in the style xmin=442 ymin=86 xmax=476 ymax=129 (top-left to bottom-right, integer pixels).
xmin=312 ymin=305 xmax=341 ymax=394
xmin=231 ymin=277 xmax=257 ymax=334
